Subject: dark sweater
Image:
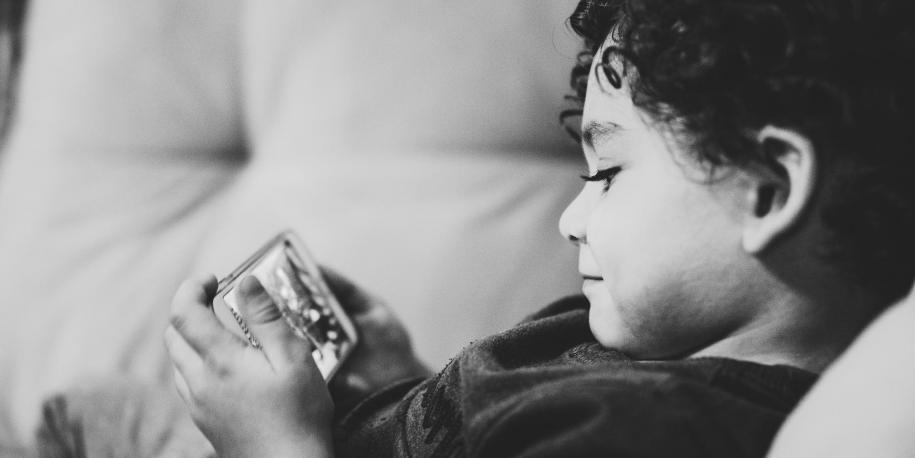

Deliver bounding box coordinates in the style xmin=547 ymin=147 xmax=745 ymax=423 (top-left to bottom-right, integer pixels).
xmin=335 ymin=295 xmax=817 ymax=457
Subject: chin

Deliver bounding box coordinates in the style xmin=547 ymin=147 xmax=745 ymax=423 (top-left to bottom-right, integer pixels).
xmin=587 ymin=306 xmax=675 ymax=359
xmin=585 ymin=289 xmax=651 ymax=355
xmin=587 ymin=301 xmax=633 ymax=350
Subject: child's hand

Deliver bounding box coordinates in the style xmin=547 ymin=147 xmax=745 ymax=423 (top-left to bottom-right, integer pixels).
xmin=164 ymin=275 xmax=334 ymax=458
xmin=322 ymin=269 xmax=432 ymax=412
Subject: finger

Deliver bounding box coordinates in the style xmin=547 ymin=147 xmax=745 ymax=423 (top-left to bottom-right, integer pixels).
xmin=172 ymin=366 xmax=192 ymax=405
xmin=237 ymin=276 xmax=310 ymax=368
xmin=322 ymin=267 xmax=407 ymax=338
xmin=330 ymin=371 xmax=372 ymax=398
xmin=320 ymin=266 xmax=379 ymax=315
xmin=164 ymin=324 xmax=205 ymax=385
xmin=175 ymin=273 xmax=219 ymax=308
xmin=170 ymin=276 xmax=246 ymax=367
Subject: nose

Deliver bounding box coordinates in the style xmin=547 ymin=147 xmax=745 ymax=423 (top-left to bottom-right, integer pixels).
xmin=559 ymin=187 xmax=589 ymax=245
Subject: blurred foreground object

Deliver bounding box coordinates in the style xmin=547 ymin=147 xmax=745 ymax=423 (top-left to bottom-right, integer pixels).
xmin=0 ymin=0 xmax=582 ymax=452
xmin=768 ymin=284 xmax=915 ymax=458
xmin=0 ymin=0 xmax=26 ymax=143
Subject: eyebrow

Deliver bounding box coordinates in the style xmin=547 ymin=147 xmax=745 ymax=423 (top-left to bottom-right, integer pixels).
xmin=581 ymin=120 xmax=624 ymax=148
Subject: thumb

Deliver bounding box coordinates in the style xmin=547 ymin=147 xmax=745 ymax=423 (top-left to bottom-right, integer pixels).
xmin=320 ymin=266 xmax=377 ymax=315
xmin=237 ymin=275 xmax=310 ymax=368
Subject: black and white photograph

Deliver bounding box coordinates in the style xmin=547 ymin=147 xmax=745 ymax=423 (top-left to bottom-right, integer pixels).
xmin=1 ymin=0 xmax=913 ymax=456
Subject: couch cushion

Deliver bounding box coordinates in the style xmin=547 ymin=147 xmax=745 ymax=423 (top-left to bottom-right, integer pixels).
xmin=0 ymin=0 xmax=584 ymax=450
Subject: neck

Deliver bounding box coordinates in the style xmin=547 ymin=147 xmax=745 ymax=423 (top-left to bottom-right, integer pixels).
xmin=692 ymin=280 xmax=882 ymax=374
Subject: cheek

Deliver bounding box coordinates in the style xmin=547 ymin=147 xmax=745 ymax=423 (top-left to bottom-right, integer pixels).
xmin=583 ymin=179 xmax=740 ymax=355
xmin=585 ymin=181 xmax=676 ymax=277
xmin=583 ymin=185 xmax=677 ymax=338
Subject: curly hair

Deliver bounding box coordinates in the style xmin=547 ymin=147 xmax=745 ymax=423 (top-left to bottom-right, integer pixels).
xmin=566 ymin=0 xmax=915 ymax=305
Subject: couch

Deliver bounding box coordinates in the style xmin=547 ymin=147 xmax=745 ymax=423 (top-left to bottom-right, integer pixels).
xmin=0 ymin=0 xmax=584 ymax=452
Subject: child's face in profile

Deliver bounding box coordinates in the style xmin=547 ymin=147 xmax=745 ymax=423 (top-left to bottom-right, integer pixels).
xmin=559 ymin=41 xmax=760 ymax=360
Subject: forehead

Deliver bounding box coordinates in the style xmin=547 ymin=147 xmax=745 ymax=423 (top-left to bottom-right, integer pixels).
xmin=582 ymin=43 xmax=641 ymax=132
xmin=580 ymin=38 xmax=695 ymax=164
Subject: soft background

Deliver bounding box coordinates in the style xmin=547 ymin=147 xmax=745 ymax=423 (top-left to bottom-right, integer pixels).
xmin=0 ymin=0 xmax=584 ymax=453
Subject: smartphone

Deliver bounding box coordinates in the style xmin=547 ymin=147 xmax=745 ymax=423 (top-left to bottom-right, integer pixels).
xmin=211 ymin=231 xmax=358 ymax=381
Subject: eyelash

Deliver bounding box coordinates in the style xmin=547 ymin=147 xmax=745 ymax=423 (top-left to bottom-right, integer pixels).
xmin=580 ymin=167 xmax=622 ymax=193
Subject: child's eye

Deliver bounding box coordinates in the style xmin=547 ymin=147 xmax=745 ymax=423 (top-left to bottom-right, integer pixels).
xmin=579 ymin=166 xmax=622 ymax=193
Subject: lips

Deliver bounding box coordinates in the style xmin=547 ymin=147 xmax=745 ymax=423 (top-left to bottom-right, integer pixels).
xmin=580 ymin=275 xmax=604 ymax=296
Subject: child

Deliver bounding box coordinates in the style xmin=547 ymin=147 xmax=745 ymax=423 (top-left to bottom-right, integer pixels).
xmin=165 ymin=0 xmax=915 ymax=456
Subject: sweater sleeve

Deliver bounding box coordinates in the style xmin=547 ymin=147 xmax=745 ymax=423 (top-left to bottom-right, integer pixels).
xmin=333 ymin=377 xmax=427 ymax=458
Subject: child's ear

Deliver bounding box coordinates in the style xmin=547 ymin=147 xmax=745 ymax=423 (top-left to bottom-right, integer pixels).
xmin=742 ymin=126 xmax=818 ymax=254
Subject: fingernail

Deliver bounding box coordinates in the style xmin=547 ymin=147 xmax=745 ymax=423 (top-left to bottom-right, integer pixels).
xmin=239 ymin=275 xmax=267 ymax=298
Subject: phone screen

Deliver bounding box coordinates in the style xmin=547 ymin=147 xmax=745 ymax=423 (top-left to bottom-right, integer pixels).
xmin=212 ymin=232 xmax=358 ymax=381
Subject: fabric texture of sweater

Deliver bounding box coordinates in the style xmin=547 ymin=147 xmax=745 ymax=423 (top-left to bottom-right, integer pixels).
xmin=335 ymin=295 xmax=818 ymax=458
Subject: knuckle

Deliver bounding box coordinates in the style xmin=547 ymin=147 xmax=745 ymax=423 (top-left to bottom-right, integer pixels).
xmin=188 ymin=388 xmax=210 ymax=411
xmin=169 ymin=313 xmax=189 ymax=333
xmin=204 ymin=355 xmax=232 ymax=378
xmin=244 ymin=300 xmax=282 ymax=325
